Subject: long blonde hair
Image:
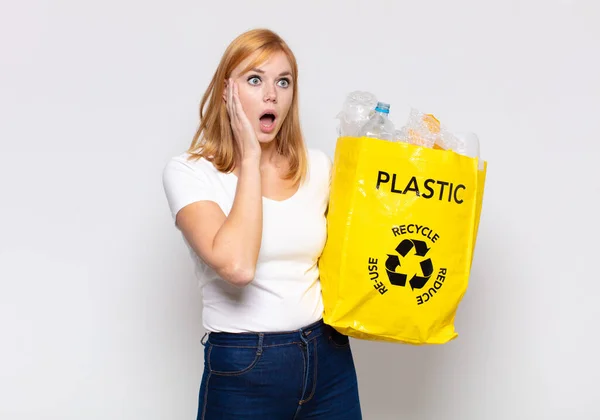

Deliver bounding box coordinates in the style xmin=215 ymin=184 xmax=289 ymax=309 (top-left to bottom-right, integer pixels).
xmin=187 ymin=29 xmax=307 ymax=185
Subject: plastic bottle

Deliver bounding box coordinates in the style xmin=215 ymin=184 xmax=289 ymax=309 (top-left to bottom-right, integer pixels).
xmin=359 ymin=102 xmax=395 ymax=141
xmin=453 ymin=132 xmax=480 ymax=159
xmin=336 ymin=91 xmax=378 ymax=137
xmin=453 ymin=131 xmax=484 ymax=170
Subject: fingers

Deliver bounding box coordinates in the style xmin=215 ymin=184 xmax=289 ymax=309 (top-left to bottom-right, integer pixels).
xmin=233 ymin=80 xmax=241 ymax=108
xmin=226 ymin=79 xmax=244 ymax=117
xmin=232 ymin=80 xmax=244 ymax=118
xmin=227 ymin=79 xmax=240 ymax=129
xmin=230 ymin=79 xmax=235 ymax=113
xmin=227 ymin=78 xmax=234 ymax=119
xmin=225 ymin=78 xmax=258 ymax=156
xmin=231 ymin=80 xmax=250 ymax=129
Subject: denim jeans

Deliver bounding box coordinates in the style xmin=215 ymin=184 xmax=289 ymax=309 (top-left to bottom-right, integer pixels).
xmin=197 ymin=318 xmax=362 ymax=419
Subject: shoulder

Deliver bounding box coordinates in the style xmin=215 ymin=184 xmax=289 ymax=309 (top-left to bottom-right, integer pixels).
xmin=304 ymin=148 xmax=333 ymax=197
xmin=163 ymin=152 xmax=220 ymax=179
xmin=162 ymin=152 xmax=224 ymax=220
xmin=162 ymin=152 xmax=226 ymax=192
xmin=306 ymin=148 xmax=332 ymax=178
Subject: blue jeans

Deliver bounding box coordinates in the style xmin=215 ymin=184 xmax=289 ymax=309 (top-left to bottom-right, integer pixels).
xmin=197 ymin=319 xmax=362 ymax=419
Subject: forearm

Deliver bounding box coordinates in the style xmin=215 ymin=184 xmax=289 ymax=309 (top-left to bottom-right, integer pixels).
xmin=212 ymin=158 xmax=263 ymax=285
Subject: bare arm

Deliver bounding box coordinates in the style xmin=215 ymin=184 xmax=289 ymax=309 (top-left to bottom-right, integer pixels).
xmin=175 ymin=80 xmax=263 ymax=287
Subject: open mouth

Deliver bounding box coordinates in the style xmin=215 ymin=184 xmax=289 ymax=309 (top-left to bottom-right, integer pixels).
xmin=259 ymin=111 xmax=277 ymax=133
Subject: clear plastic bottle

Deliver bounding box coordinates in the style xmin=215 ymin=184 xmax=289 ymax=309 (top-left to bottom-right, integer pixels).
xmin=359 ymin=102 xmax=395 ymax=141
xmin=454 ymin=131 xmax=484 ymax=170
xmin=453 ymin=132 xmax=480 ymax=159
xmin=336 ymin=91 xmax=378 ymax=137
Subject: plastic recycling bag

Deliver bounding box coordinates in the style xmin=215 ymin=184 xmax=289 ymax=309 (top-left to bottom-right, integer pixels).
xmin=319 ymin=136 xmax=487 ymax=345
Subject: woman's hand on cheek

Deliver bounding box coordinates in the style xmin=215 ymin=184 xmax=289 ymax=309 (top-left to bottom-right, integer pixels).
xmin=226 ymin=79 xmax=261 ymax=161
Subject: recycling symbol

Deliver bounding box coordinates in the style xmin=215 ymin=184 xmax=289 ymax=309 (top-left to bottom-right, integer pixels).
xmin=385 ymin=239 xmax=434 ymax=290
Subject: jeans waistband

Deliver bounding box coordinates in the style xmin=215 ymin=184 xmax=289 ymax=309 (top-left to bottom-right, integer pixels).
xmin=206 ymin=318 xmax=326 ymax=347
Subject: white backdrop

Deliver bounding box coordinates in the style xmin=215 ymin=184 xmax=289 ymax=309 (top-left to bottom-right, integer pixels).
xmin=1 ymin=1 xmax=599 ymax=419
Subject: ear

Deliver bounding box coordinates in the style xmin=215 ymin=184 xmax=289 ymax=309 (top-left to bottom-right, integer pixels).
xmin=222 ymin=79 xmax=228 ymax=102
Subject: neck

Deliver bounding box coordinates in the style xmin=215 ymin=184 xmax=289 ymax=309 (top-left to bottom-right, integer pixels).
xmin=258 ymin=140 xmax=282 ymax=168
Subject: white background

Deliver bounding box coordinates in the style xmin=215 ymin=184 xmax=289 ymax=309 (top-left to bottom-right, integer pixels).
xmin=1 ymin=0 xmax=599 ymax=419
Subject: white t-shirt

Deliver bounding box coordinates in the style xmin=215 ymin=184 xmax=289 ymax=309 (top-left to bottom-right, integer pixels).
xmin=162 ymin=148 xmax=332 ymax=333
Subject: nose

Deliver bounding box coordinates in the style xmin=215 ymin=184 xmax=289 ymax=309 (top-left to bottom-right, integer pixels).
xmin=263 ymin=84 xmax=277 ymax=103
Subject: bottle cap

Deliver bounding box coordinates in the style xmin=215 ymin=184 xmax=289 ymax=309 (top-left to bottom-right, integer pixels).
xmin=375 ymin=102 xmax=390 ymax=114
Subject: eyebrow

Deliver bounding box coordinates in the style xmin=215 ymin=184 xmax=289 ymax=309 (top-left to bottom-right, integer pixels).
xmin=249 ymin=68 xmax=292 ymax=77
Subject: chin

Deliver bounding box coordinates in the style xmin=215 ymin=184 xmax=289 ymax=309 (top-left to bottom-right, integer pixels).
xmin=257 ymin=132 xmax=279 ymax=144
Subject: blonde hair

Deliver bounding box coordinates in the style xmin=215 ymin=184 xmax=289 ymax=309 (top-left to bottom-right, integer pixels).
xmin=187 ymin=29 xmax=307 ymax=185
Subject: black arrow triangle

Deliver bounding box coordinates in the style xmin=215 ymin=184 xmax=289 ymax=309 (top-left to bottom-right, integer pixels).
xmin=409 ymin=258 xmax=434 ymax=290
xmin=412 ymin=240 xmax=431 ymax=256
xmin=395 ymin=239 xmax=414 ymax=257
xmin=385 ymin=254 xmax=400 ymax=272
xmin=386 ymin=271 xmax=407 ymax=287
xmin=420 ymin=258 xmax=434 ymax=276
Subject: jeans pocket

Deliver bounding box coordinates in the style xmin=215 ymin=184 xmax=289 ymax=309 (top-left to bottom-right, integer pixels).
xmin=328 ymin=327 xmax=351 ymax=349
xmin=207 ymin=344 xmax=262 ymax=376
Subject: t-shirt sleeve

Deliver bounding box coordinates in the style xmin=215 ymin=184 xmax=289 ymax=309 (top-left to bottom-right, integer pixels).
xmin=314 ymin=149 xmax=333 ymax=191
xmin=310 ymin=149 xmax=333 ymax=210
xmin=324 ymin=151 xmax=333 ymax=188
xmin=162 ymin=157 xmax=219 ymax=223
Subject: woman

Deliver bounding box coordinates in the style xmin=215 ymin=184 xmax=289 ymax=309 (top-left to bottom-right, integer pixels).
xmin=162 ymin=28 xmax=362 ymax=419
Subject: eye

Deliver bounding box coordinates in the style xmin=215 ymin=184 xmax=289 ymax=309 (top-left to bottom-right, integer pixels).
xmin=277 ymin=78 xmax=290 ymax=88
xmin=247 ymin=75 xmax=261 ymax=86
